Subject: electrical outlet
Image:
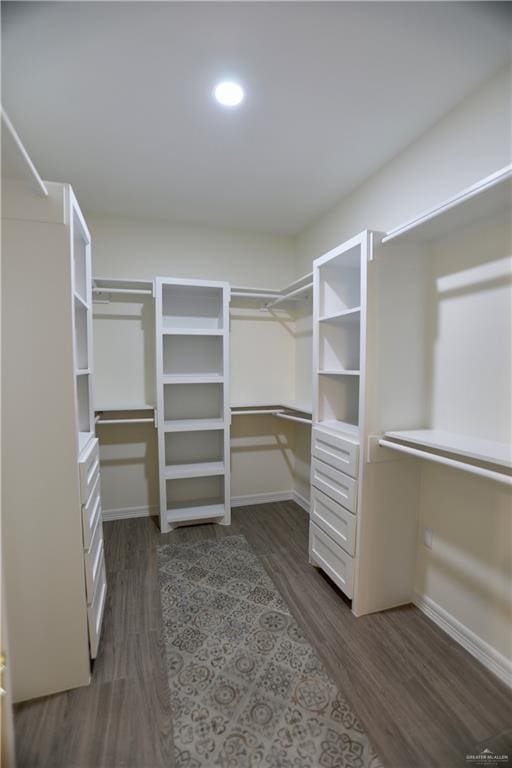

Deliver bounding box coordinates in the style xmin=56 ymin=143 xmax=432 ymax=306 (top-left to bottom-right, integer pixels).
xmin=423 ymin=527 xmax=433 ymax=549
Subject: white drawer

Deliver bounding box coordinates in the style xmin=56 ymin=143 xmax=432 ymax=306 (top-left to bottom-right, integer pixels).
xmin=88 ymin=552 xmax=107 ymax=659
xmin=84 ymin=516 xmax=104 ymax=602
xmin=82 ymin=474 xmax=101 ymax=550
xmin=312 ymin=427 xmax=359 ymax=478
xmin=309 ymin=522 xmax=354 ymax=598
xmin=79 ymin=438 xmax=100 ymax=503
xmin=311 ymin=457 xmax=357 ymax=513
xmin=311 ymin=486 xmax=356 ymax=556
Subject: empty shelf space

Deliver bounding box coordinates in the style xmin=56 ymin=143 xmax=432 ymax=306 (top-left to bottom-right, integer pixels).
xmin=162 ymin=328 xmax=223 ymax=336
xmin=166 ymin=503 xmax=225 ymax=524
xmin=163 ymin=418 xmax=225 ymax=432
xmin=384 ymin=429 xmax=512 ymax=468
xmin=318 ymin=369 xmax=360 ymax=376
xmin=164 ymin=461 xmax=225 ymax=479
xmin=319 ymin=307 xmax=361 ymax=324
xmin=163 ymin=374 xmax=224 ymax=384
xmin=162 ymin=284 xmax=224 ymax=330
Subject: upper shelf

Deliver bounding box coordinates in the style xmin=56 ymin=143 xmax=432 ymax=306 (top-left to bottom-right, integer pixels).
xmin=384 ymin=429 xmax=512 ymax=469
xmin=382 ymin=165 xmax=512 ymax=244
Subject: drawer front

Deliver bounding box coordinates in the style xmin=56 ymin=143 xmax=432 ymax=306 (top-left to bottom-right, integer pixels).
xmin=309 ymin=522 xmax=354 ymax=598
xmin=88 ymin=552 xmax=107 ymax=659
xmin=311 ymin=457 xmax=357 ymax=513
xmin=84 ymin=516 xmax=104 ymax=602
xmin=311 ymin=486 xmax=356 ymax=556
xmin=79 ymin=438 xmax=100 ymax=503
xmin=82 ymin=474 xmax=101 ymax=550
xmin=312 ymin=427 xmax=359 ymax=478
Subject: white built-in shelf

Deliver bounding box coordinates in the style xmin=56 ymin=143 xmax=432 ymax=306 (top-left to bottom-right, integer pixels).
xmin=319 ymin=420 xmax=360 ymax=439
xmin=164 ymin=461 xmax=225 ymax=480
xmin=318 ymin=369 xmax=360 ymax=376
xmin=384 ymin=429 xmax=512 ymax=469
xmin=162 ymin=328 xmax=223 ymax=336
xmin=166 ymin=503 xmax=225 ymax=525
xmin=74 ymin=291 xmax=90 ymax=311
xmin=319 ymin=307 xmax=361 ymax=324
xmin=163 ymin=418 xmax=225 ymax=433
xmin=163 ymin=374 xmax=223 ymax=385
xmin=75 ymin=369 xmax=91 ymax=376
xmin=383 ymin=165 xmax=512 ymax=244
xmin=95 ymin=404 xmax=155 ymax=412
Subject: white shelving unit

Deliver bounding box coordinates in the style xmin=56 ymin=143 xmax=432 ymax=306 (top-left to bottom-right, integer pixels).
xmin=3 ymin=163 xmax=106 ymax=701
xmin=309 ymin=232 xmax=369 ymax=603
xmin=312 ymin=233 xmax=368 ymax=437
xmin=155 ymin=278 xmax=231 ymax=532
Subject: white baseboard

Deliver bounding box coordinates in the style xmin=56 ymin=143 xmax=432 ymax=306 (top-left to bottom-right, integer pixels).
xmin=414 ymin=591 xmax=512 ymax=689
xmin=292 ymin=490 xmax=310 ymax=514
xmin=230 ymin=491 xmax=293 ymax=508
xmin=102 ymin=505 xmax=158 ymax=521
xmin=104 ymin=493 xmax=310 ymax=520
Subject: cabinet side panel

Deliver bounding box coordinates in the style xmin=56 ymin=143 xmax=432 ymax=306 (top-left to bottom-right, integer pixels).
xmin=2 ymin=220 xmax=90 ymax=701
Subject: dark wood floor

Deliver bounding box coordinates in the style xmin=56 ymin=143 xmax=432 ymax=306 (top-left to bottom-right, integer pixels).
xmin=14 ymin=502 xmax=512 ymax=768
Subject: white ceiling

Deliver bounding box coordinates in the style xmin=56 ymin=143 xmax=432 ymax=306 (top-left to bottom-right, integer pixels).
xmin=2 ymin=2 xmax=511 ymax=235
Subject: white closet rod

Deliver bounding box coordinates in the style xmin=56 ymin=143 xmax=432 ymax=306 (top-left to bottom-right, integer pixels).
xmin=232 ymin=409 xmax=282 ymax=416
xmin=265 ymin=282 xmax=313 ymax=308
xmin=275 ymin=412 xmax=312 ymax=425
xmin=231 ymin=408 xmax=312 ymax=424
xmin=230 ymin=291 xmax=295 ymax=300
xmin=378 ymin=438 xmax=512 ymax=487
xmin=92 ymin=287 xmax=153 ymax=296
xmin=96 ymin=417 xmax=155 ymax=425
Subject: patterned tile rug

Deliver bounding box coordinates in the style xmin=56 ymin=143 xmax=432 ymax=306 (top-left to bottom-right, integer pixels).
xmin=157 ymin=534 xmax=383 ymax=768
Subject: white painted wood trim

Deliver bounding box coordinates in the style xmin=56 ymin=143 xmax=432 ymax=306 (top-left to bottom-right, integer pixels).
xmin=1 ymin=109 xmax=48 ymax=196
xmin=292 ymin=490 xmax=310 ymax=514
xmin=230 ymin=491 xmax=296 ymax=508
xmin=413 ymin=591 xmax=512 ymax=689
xmin=102 ymin=505 xmax=159 ymax=521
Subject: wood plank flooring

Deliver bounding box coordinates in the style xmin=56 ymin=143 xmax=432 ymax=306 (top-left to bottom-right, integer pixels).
xmin=14 ymin=502 xmax=512 ymax=768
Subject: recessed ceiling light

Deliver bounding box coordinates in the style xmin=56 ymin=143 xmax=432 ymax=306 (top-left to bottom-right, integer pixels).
xmin=214 ymin=81 xmax=244 ymax=107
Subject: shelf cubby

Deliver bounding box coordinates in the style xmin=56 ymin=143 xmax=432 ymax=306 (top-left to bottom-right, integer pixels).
xmin=76 ymin=373 xmax=92 ymax=433
xmin=317 ymin=373 xmax=360 ymax=430
xmin=164 ymin=429 xmax=224 ymax=468
xmin=166 ymin=476 xmax=225 ymax=522
xmin=318 ymin=244 xmax=361 ymax=317
xmin=162 ymin=284 xmax=223 ymax=330
xmin=319 ymin=318 xmax=360 ymax=372
xmin=72 ymin=208 xmax=89 ymax=305
xmin=74 ymin=302 xmax=89 ymax=371
xmin=162 ymin=334 xmax=223 ymax=377
xmin=163 ymin=382 xmax=223 ymax=422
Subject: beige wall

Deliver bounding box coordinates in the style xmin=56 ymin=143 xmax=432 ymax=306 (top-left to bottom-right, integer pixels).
xmin=294 ymin=66 xmax=512 ymax=666
xmin=89 ymin=215 xmax=305 ymax=514
xmin=295 ymin=65 xmax=511 ymax=273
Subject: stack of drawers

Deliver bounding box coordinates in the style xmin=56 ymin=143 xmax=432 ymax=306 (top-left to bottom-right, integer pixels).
xmin=309 ymin=427 xmax=359 ymax=598
xmin=79 ymin=438 xmax=107 ymax=658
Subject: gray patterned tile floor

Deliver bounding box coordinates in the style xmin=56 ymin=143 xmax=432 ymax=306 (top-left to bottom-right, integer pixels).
xmin=158 ymin=534 xmax=384 ymax=768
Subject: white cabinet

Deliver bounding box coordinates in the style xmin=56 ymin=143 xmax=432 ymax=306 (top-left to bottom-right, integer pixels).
xmin=2 ymin=179 xmax=106 ymax=701
xmin=155 ymin=278 xmax=231 ymax=532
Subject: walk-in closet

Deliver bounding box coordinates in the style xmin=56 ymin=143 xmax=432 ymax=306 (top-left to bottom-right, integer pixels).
xmin=1 ymin=3 xmax=511 ymax=768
